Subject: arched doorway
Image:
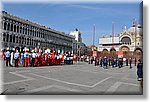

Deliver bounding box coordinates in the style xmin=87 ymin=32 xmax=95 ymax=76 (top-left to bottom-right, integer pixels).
xmin=110 ymin=48 xmax=116 ymax=52
xmin=121 ymin=36 xmax=131 ymax=45
xmin=102 ymin=49 xmax=108 ymax=58
xmin=103 ymin=49 xmax=108 ymax=52
xmin=119 ymin=46 xmax=130 ymax=58
xmin=119 ymin=46 xmax=130 ymax=52
xmin=110 ymin=48 xmax=117 ymax=58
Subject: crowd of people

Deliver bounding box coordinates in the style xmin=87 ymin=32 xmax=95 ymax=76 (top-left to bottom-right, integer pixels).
xmin=1 ymin=48 xmax=77 ymax=68
xmin=0 ymin=48 xmax=143 ymax=88
xmin=87 ymin=56 xmax=143 ymax=82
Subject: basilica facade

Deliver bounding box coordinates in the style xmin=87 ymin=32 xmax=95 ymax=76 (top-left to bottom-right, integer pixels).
xmin=98 ymin=21 xmax=143 ymax=59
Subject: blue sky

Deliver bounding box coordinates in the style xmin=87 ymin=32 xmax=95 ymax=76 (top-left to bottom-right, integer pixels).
xmin=2 ymin=2 xmax=141 ymax=46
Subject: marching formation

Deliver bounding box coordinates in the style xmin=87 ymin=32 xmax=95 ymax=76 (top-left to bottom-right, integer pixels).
xmin=88 ymin=56 xmax=134 ymax=69
xmin=87 ymin=56 xmax=143 ymax=81
xmin=1 ymin=47 xmax=77 ymax=67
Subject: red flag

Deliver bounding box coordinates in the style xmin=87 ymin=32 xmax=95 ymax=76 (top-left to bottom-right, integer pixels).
xmin=52 ymin=48 xmax=55 ymax=59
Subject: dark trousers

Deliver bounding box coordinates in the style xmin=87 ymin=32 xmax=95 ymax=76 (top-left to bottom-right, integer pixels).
xmin=15 ymin=58 xmax=19 ymax=67
xmin=6 ymin=57 xmax=11 ymax=67
xmin=109 ymin=62 xmax=111 ymax=66
xmin=112 ymin=63 xmax=114 ymax=67
xmin=137 ymin=69 xmax=143 ymax=78
xmin=95 ymin=60 xmax=97 ymax=66
xmin=100 ymin=62 xmax=102 ymax=67
xmin=118 ymin=62 xmax=121 ymax=68
xmin=32 ymin=58 xmax=35 ymax=67
xmin=104 ymin=63 xmax=107 ymax=69
xmin=130 ymin=63 xmax=132 ymax=68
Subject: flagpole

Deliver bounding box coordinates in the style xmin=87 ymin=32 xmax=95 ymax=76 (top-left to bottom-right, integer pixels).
xmin=93 ymin=24 xmax=95 ymax=46
xmin=112 ymin=22 xmax=114 ymax=48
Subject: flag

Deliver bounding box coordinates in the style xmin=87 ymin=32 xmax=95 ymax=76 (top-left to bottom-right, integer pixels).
xmin=52 ymin=48 xmax=55 ymax=59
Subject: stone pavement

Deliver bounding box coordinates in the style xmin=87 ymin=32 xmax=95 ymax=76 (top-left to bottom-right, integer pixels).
xmin=1 ymin=62 xmax=142 ymax=95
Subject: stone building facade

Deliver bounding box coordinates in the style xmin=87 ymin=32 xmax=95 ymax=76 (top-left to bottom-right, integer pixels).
xmin=98 ymin=21 xmax=143 ymax=59
xmin=0 ymin=11 xmax=74 ymax=52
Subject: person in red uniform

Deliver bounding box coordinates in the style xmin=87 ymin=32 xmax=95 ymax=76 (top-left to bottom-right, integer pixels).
xmin=37 ymin=48 xmax=42 ymax=66
xmin=51 ymin=48 xmax=55 ymax=65
xmin=3 ymin=49 xmax=6 ymax=61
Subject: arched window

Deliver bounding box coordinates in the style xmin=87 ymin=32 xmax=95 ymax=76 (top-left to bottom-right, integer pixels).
xmin=10 ymin=35 xmax=12 ymax=42
xmin=24 ymin=38 xmax=26 ymax=44
xmin=14 ymin=25 xmax=16 ymax=32
xmin=6 ymin=34 xmax=9 ymax=42
xmin=27 ymin=38 xmax=29 ymax=45
xmin=10 ymin=24 xmax=13 ymax=31
xmin=13 ymin=35 xmax=15 ymax=43
xmin=103 ymin=49 xmax=108 ymax=51
xmin=20 ymin=26 xmax=22 ymax=33
xmin=19 ymin=36 xmax=21 ymax=43
xmin=110 ymin=48 xmax=116 ymax=52
xmin=17 ymin=25 xmax=19 ymax=33
xmin=16 ymin=36 xmax=19 ymax=43
xmin=121 ymin=37 xmax=131 ymax=45
xmin=22 ymin=37 xmax=24 ymax=44
xmin=25 ymin=28 xmax=27 ymax=35
xmin=3 ymin=33 xmax=6 ymax=41
xmin=4 ymin=22 xmax=7 ymax=30
xmin=7 ymin=23 xmax=10 ymax=31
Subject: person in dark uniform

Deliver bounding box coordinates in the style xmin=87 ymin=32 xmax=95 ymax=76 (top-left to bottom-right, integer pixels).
xmin=108 ymin=58 xmax=111 ymax=66
xmin=118 ymin=58 xmax=121 ymax=68
xmin=126 ymin=58 xmax=128 ymax=66
xmin=135 ymin=58 xmax=137 ymax=66
xmin=91 ymin=57 xmax=93 ymax=64
xmin=100 ymin=57 xmax=103 ymax=67
xmin=97 ymin=58 xmax=99 ymax=66
xmin=103 ymin=56 xmax=107 ymax=69
xmin=111 ymin=58 xmax=115 ymax=68
xmin=137 ymin=59 xmax=143 ymax=81
xmin=115 ymin=58 xmax=118 ymax=67
xmin=121 ymin=58 xmax=123 ymax=67
xmin=129 ymin=58 xmax=132 ymax=69
xmin=95 ymin=57 xmax=97 ymax=66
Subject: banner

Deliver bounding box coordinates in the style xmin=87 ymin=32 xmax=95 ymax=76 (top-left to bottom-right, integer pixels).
xmin=118 ymin=51 xmax=123 ymax=58
xmin=93 ymin=51 xmax=97 ymax=57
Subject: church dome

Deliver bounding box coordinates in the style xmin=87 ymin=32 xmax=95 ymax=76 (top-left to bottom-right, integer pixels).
xmin=128 ymin=25 xmax=142 ymax=36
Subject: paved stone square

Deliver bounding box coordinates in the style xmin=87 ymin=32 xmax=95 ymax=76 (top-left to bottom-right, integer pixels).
xmin=1 ymin=62 xmax=142 ymax=95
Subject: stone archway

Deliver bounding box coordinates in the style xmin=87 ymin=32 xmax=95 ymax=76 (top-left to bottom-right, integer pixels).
xmin=119 ymin=46 xmax=130 ymax=58
xmin=110 ymin=48 xmax=117 ymax=58
xmin=110 ymin=48 xmax=116 ymax=52
xmin=121 ymin=36 xmax=131 ymax=45
xmin=103 ymin=49 xmax=108 ymax=52
xmin=102 ymin=49 xmax=108 ymax=58
xmin=119 ymin=46 xmax=130 ymax=52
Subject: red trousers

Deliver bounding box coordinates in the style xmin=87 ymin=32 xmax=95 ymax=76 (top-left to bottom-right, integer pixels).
xmin=24 ymin=58 xmax=28 ymax=67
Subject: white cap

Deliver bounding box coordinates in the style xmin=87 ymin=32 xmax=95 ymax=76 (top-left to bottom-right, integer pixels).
xmin=47 ymin=49 xmax=50 ymax=53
